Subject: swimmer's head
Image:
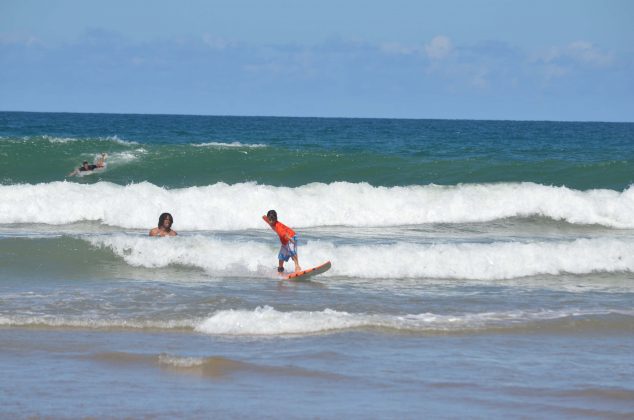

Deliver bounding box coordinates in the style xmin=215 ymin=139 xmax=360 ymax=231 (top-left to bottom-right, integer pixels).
xmin=266 ymin=209 xmax=277 ymax=223
xmin=158 ymin=212 xmax=174 ymax=228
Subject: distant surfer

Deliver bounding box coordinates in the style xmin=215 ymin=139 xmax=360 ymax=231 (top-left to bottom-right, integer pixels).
xmin=149 ymin=212 xmax=177 ymax=237
xmin=67 ymin=160 xmax=98 ymax=177
xmin=67 ymin=153 xmax=108 ymax=176
xmin=263 ymin=210 xmax=301 ymax=273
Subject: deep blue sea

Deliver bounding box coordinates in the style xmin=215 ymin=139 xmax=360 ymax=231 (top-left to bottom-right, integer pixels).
xmin=1 ymin=111 xmax=633 ymax=418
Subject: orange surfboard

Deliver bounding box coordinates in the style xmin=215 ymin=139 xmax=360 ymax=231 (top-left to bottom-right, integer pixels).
xmin=284 ymin=261 xmax=332 ymax=281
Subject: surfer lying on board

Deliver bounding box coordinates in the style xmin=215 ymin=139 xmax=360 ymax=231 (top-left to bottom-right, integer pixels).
xmin=263 ymin=210 xmax=302 ymax=273
xmin=67 ymin=160 xmax=98 ymax=177
xmin=67 ymin=153 xmax=107 ymax=176
xmin=149 ymin=212 xmax=177 ymax=237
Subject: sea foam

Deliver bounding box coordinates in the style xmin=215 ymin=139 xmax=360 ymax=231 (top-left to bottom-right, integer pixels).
xmin=33 ymin=134 xmax=139 ymax=145
xmin=0 ymin=315 xmax=198 ymax=330
xmin=192 ymin=141 xmax=266 ymax=148
xmin=2 ymin=181 xmax=633 ymax=229
xmin=87 ymin=234 xmax=272 ymax=274
xmin=3 ymin=307 xmax=630 ymax=335
xmin=87 ymin=234 xmax=634 ymax=280
xmin=195 ymin=306 xmax=634 ymax=335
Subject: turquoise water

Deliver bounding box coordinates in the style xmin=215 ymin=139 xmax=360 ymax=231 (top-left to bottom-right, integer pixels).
xmin=1 ymin=111 xmax=633 ymax=418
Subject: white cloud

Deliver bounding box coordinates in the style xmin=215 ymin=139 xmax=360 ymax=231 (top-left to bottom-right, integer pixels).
xmin=243 ymin=49 xmax=317 ymax=78
xmin=0 ymin=33 xmax=43 ymax=47
xmin=567 ymin=41 xmax=613 ymax=66
xmin=424 ymin=35 xmax=452 ymax=60
xmin=530 ymin=46 xmax=559 ymax=64
xmin=470 ymin=67 xmax=490 ymax=89
xmin=202 ymin=34 xmax=233 ymax=50
xmin=531 ymin=41 xmax=613 ymax=67
xmin=379 ymin=42 xmax=418 ymax=55
xmin=540 ymin=64 xmax=569 ymax=82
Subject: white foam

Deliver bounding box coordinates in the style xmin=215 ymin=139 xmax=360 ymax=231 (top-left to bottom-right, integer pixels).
xmin=86 ymin=234 xmax=634 ymax=280
xmin=319 ymin=237 xmax=634 ymax=279
xmin=103 ymin=135 xmax=139 ymax=146
xmin=1 ymin=181 xmax=633 ymax=229
xmin=36 ymin=134 xmax=139 ymax=145
xmin=87 ymin=234 xmax=273 ymax=275
xmin=107 ymin=149 xmax=147 ymax=164
xmin=42 ymin=135 xmax=77 ymax=143
xmin=196 ymin=306 xmax=362 ymax=335
xmin=0 ymin=315 xmax=197 ymax=330
xmin=192 ymin=141 xmax=266 ymax=148
xmin=158 ymin=355 xmax=206 ymax=367
xmin=195 ymin=306 xmax=633 ymax=335
xmin=2 ymin=308 xmax=630 ymax=335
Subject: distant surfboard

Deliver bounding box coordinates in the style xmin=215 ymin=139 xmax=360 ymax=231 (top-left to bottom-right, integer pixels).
xmin=284 ymin=261 xmax=331 ymax=281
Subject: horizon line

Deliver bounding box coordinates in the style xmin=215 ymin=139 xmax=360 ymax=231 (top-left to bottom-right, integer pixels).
xmin=0 ymin=109 xmax=632 ymax=124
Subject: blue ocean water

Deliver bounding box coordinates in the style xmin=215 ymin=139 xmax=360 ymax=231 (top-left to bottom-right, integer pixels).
xmin=1 ymin=111 xmax=633 ymax=418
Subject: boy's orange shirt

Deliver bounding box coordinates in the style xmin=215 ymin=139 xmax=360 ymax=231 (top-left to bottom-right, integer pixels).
xmin=273 ymin=221 xmax=295 ymax=245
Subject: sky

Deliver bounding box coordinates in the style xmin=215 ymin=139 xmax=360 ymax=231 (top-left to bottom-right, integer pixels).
xmin=1 ymin=0 xmax=633 ymax=121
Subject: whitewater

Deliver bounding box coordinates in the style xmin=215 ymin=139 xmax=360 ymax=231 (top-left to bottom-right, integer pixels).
xmin=81 ymin=234 xmax=634 ymax=280
xmin=3 ymin=181 xmax=634 ymax=228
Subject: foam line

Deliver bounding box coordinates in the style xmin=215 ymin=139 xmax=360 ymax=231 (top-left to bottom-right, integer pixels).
xmin=87 ymin=234 xmax=634 ymax=280
xmin=2 ymin=307 xmax=631 ymax=335
xmin=195 ymin=306 xmax=634 ymax=335
xmin=2 ymin=181 xmax=633 ymax=229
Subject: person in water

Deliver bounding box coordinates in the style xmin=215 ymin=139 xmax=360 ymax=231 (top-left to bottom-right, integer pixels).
xmin=263 ymin=209 xmax=301 ymax=273
xmin=149 ymin=212 xmax=178 ymax=237
xmin=67 ymin=153 xmax=107 ymax=176
xmin=67 ymin=161 xmax=98 ymax=177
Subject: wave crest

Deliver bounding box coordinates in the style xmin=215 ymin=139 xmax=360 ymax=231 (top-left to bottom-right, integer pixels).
xmin=2 ymin=181 xmax=633 ymax=229
xmin=87 ymin=234 xmax=634 ymax=280
xmin=196 ymin=306 xmax=634 ymax=335
xmin=3 ymin=307 xmax=631 ymax=335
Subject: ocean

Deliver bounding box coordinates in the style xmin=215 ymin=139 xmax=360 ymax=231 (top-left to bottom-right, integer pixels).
xmin=1 ymin=111 xmax=633 ymax=418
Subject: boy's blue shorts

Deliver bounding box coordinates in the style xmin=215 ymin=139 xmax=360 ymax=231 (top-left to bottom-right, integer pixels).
xmin=278 ymin=236 xmax=298 ymax=262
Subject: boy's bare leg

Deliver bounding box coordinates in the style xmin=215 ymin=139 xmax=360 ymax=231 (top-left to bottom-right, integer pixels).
xmin=292 ymin=255 xmax=301 ymax=272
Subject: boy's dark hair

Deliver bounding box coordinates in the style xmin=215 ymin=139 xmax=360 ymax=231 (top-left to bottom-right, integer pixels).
xmin=266 ymin=210 xmax=277 ymax=221
xmin=158 ymin=212 xmax=173 ymax=228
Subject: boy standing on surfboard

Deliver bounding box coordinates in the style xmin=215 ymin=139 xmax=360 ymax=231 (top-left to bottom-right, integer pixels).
xmin=263 ymin=210 xmax=302 ymax=274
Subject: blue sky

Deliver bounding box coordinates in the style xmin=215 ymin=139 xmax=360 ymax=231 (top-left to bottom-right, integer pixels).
xmin=1 ymin=0 xmax=633 ymax=121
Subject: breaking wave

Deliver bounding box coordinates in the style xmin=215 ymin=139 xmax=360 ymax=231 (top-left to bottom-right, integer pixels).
xmin=2 ymin=181 xmax=633 ymax=229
